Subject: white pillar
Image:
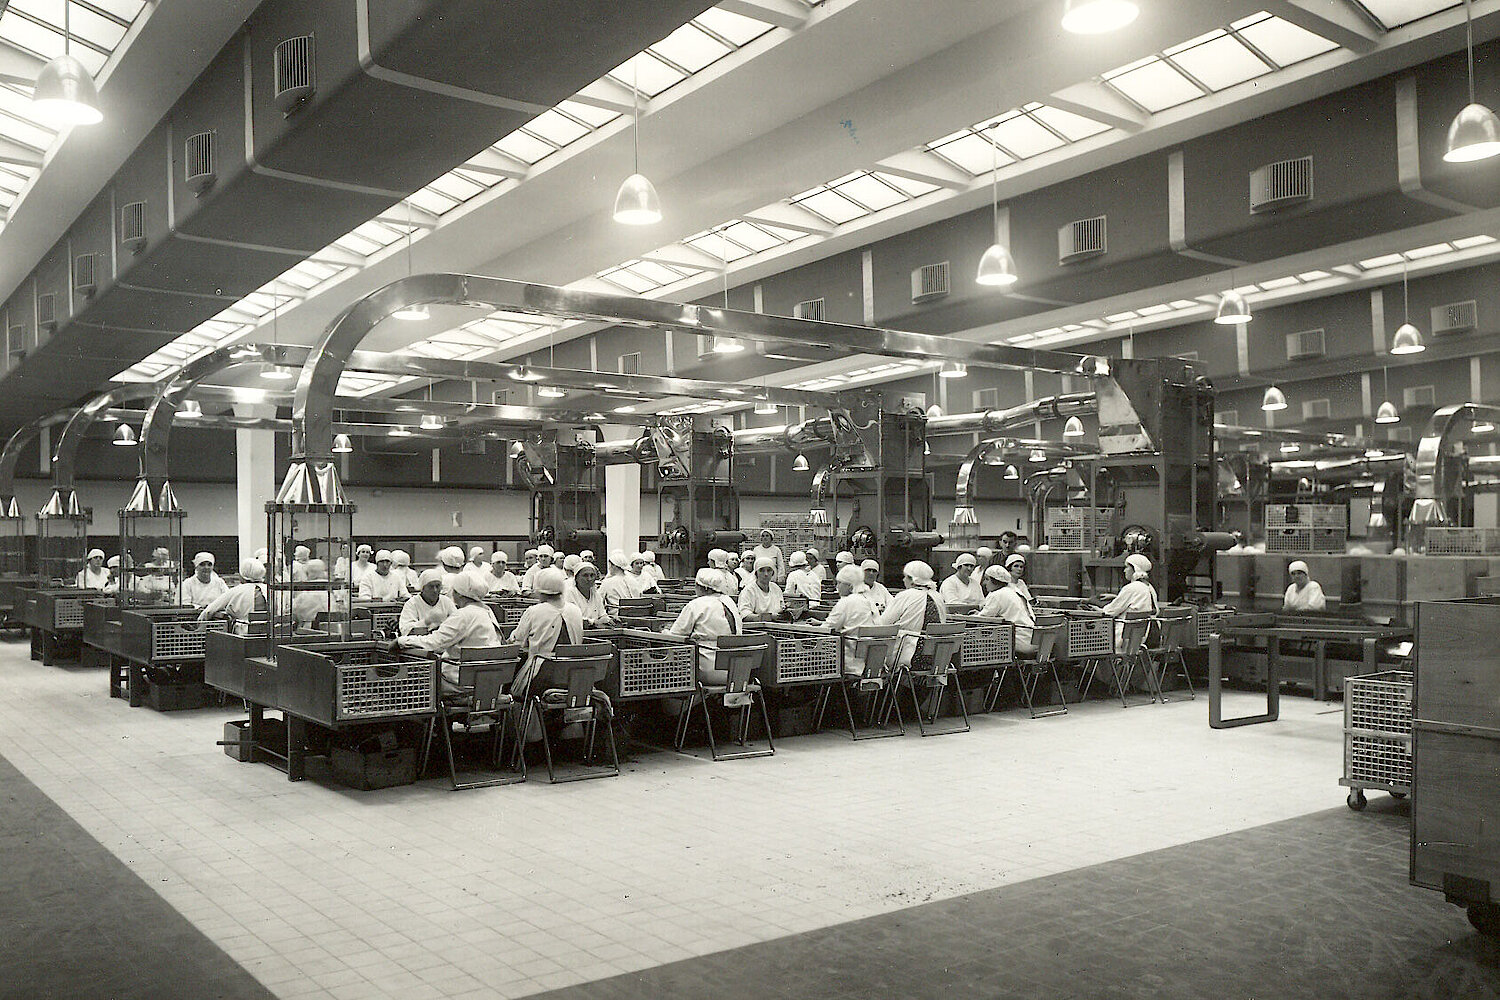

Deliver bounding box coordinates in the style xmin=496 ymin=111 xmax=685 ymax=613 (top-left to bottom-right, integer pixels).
xmin=602 ymin=424 xmax=641 ymax=557
xmin=234 ymin=405 xmax=278 ymax=562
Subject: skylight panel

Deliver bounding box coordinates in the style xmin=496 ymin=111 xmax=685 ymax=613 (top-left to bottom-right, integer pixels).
xmin=424 ymin=172 xmax=486 ymax=203
xmin=406 ymin=188 xmax=458 ymax=217
xmin=1453 ymin=235 xmax=1498 ymax=248
xmin=720 ymin=220 xmax=783 ymax=252
xmin=1257 ymin=275 xmax=1300 ymax=289
xmin=523 ymin=109 xmax=590 ymax=147
xmin=609 ymin=53 xmax=685 ymax=97
xmin=691 ymin=7 xmax=778 ymax=46
xmin=1029 ymin=105 xmax=1111 ymax=141
xmin=874 ymin=171 xmax=940 ymax=197
xmin=687 ymin=230 xmax=754 ymax=262
xmin=350 ymin=220 xmax=405 ymax=248
xmin=0 ymin=108 xmax=56 ymax=151
xmin=831 ymin=172 xmax=906 ymax=211
xmin=988 ymin=114 xmax=1067 ymax=159
xmin=927 ymin=131 xmax=1010 ymax=175
xmin=556 ymin=99 xmax=619 ymax=129
xmin=650 ymin=22 xmax=733 ymax=74
xmin=1358 ymin=253 xmax=1405 ymax=269
xmin=628 ymin=259 xmax=692 ymax=286
xmin=1354 ymin=0 xmax=1456 ymax=30
xmin=1405 ymin=242 xmax=1454 ymax=259
xmin=598 ymin=267 xmax=658 ymax=294
xmin=794 ymin=188 xmax=868 ymax=224
xmin=492 ymin=130 xmax=556 ymax=165
xmin=333 ymin=232 xmax=384 ymax=257
xmin=1233 ymin=14 xmax=1340 ymax=65
xmin=1167 ymin=34 xmax=1272 ymax=91
xmin=1104 ymin=58 xmax=1204 ymax=112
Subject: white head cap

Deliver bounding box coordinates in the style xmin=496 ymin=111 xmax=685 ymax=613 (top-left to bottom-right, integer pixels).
xmin=439 ymin=546 xmax=466 ymax=569
xmin=836 ymin=564 xmax=864 ymax=588
xmin=194 ymin=551 xmax=215 ymax=566
xmin=304 ymin=559 xmax=328 ymax=580
xmin=642 ymin=550 xmax=656 ymax=563
xmin=788 ymin=550 xmax=808 ymax=567
xmin=955 ymin=553 xmax=978 ymax=568
xmin=524 ymin=548 xmax=538 ymax=559
xmin=707 ymin=548 xmax=727 ymax=568
xmin=609 ymin=549 xmax=630 ymax=569
xmin=374 ymin=549 xmax=392 ymax=563
xmin=580 ymin=549 xmax=595 ymax=561
xmin=107 ymin=555 xmax=120 ymax=569
xmin=534 ymin=567 xmax=568 ymax=595
xmin=1125 ymin=553 xmax=1152 ymax=576
xmin=87 ymin=548 xmax=105 ymax=561
xmin=976 ymin=546 xmax=994 ymax=560
xmin=391 ymin=549 xmax=410 ymax=566
xmin=696 ymin=567 xmax=727 ymax=593
xmin=491 ymin=551 xmax=508 ymax=565
xmin=452 ymin=569 xmax=490 ymax=601
xmin=563 ymin=554 xmax=583 ymax=573
xmin=469 ymin=545 xmax=486 ymax=561
xmin=418 ymin=567 xmax=445 ymax=589
xmin=1004 ymin=552 xmax=1027 ymax=568
xmin=806 ymin=547 xmax=821 ymax=560
xmin=536 ymin=544 xmax=556 ymax=558
xmin=836 ymin=550 xmax=854 ymax=565
xmin=1288 ymin=560 xmax=1310 ymax=575
xmin=241 ymin=559 xmax=267 ymax=582
xmin=631 ymin=552 xmax=647 ymax=567
xmin=984 ymin=565 xmax=1012 ymax=585
xmin=754 ymin=556 xmax=777 ymax=572
xmin=903 ymin=560 xmax=936 ymax=587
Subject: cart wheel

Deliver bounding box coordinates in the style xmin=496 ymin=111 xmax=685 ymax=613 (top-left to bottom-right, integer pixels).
xmin=1346 ymin=789 xmax=1367 ymax=811
xmin=1468 ymin=903 xmax=1500 ymax=939
xmin=1390 ymin=791 xmax=1407 ymax=800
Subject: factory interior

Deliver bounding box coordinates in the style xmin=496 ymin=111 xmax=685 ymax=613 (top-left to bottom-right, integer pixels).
xmin=2 ymin=1 xmax=1500 ymax=997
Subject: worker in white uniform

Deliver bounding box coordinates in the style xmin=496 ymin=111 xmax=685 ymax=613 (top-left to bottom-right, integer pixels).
xmin=1283 ymin=560 xmax=1327 ymax=612
xmin=522 ymin=545 xmax=555 ymax=592
xmin=347 ymin=544 xmax=375 ymax=589
xmin=665 ymin=567 xmax=744 ymax=684
xmin=598 ymin=550 xmax=639 ymax=614
xmin=861 ymin=560 xmax=892 ymax=614
xmin=825 ymin=564 xmax=878 ymax=676
xmin=751 ymin=529 xmax=784 ymax=583
xmin=579 ymin=549 xmax=596 ymax=569
xmin=563 ymin=553 xmax=583 ymax=582
xmin=975 ymin=546 xmax=994 ymax=573
xmin=784 ymin=550 xmax=822 ymax=605
xmin=358 ymin=550 xmax=407 ymax=602
xmin=565 ymin=561 xmax=611 ymax=628
xmin=939 ymin=553 xmax=984 ymax=606
xmin=77 ymin=549 xmax=110 ymax=590
xmin=397 ymin=570 xmax=503 ymax=685
xmin=399 ymin=568 xmax=455 ymax=636
xmin=390 ymin=550 xmax=419 ymax=594
xmin=739 ymin=556 xmax=784 ymax=621
xmin=706 ymin=549 xmax=736 ymax=598
xmin=508 ymin=567 xmax=585 ymax=699
xmin=291 ymin=545 xmax=311 ymax=581
xmin=835 ymin=551 xmax=855 ymax=573
xmin=488 ymin=552 xmax=520 ymax=595
xmin=877 ymin=561 xmax=947 ymax=668
xmin=1004 ymin=553 xmax=1035 ymax=608
xmin=468 ymin=546 xmax=491 ymax=578
xmin=104 ymin=555 xmax=120 ymax=595
xmin=729 ymin=551 xmax=753 ymax=592
xmin=642 ymin=550 xmax=665 ymax=587
xmin=179 ymin=552 xmax=229 ymax=608
xmin=437 ymin=546 xmax=467 ymax=596
xmin=1098 ymin=554 xmax=1160 ymax=646
xmin=200 ymin=559 xmax=269 ymax=622
xmin=977 ymin=565 xmax=1036 ymax=656
xmin=520 ymin=548 xmax=539 ymax=585
xmin=805 ymin=548 xmax=830 ymax=584
xmin=628 ymin=552 xmax=657 ymax=597
xmin=290 ymin=559 xmax=348 ymax=628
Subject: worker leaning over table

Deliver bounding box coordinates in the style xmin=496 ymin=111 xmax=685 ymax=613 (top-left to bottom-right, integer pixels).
xmin=399 ymin=568 xmax=456 ymax=636
xmin=396 ymin=570 xmax=502 ymax=685
xmin=199 ymin=559 xmax=268 ymax=621
xmin=1283 ymin=559 xmax=1327 ymax=612
xmin=977 ymin=565 xmax=1036 ymax=657
xmin=665 ymin=567 xmax=744 ymax=684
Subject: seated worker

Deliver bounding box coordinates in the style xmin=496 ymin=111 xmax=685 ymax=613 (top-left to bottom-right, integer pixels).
xmin=977 ymin=565 xmax=1036 ymax=657
xmin=508 ymin=567 xmax=584 ymax=699
xmin=729 ymin=550 xmax=753 ymax=593
xmin=805 ymin=547 xmax=829 ymax=584
xmin=938 ymin=552 xmax=983 ymax=606
xmin=861 ymin=559 xmax=892 ymax=614
xmin=877 ymin=561 xmax=947 ymax=667
xmin=579 ymin=549 xmax=596 ymax=569
xmin=1283 ymin=560 xmax=1327 ymax=612
xmin=399 ymin=568 xmax=455 ymax=636
xmin=975 ymin=546 xmax=994 ymax=572
xmin=562 ymin=553 xmax=583 ymax=582
xmin=598 ymin=550 xmax=640 ymax=614
xmin=1003 ymin=552 xmax=1035 ymax=607
xmin=738 ymin=556 xmax=784 ymax=622
xmin=396 ymin=570 xmax=503 ymax=685
xmin=784 ymin=550 xmax=823 ymax=605
xmin=826 ymin=564 xmax=878 ymax=677
xmin=752 ymin=529 xmax=785 ymax=582
xmin=347 ymin=544 xmax=375 ymax=588
xmin=291 ymin=559 xmax=349 ymax=628
xmin=291 ymin=545 xmax=311 ymax=581
xmin=641 ymin=550 xmax=665 ymax=588
xmin=1096 ymin=554 xmax=1159 ymax=645
xmin=437 ymin=545 xmax=467 ymax=595
xmin=665 ymin=567 xmax=743 ymax=685
xmin=77 ymin=548 xmax=110 ymax=590
xmin=565 ymin=561 xmax=611 ymax=628
xmin=358 ymin=550 xmax=407 ymax=602
xmin=522 ymin=545 xmax=556 ymax=593
xmin=520 ymin=548 xmax=539 ymax=586
xmin=468 ymin=545 xmax=492 ymax=580
xmin=488 ymin=552 xmax=520 ymax=595
xmin=179 ymin=552 xmax=229 ymax=608
xmin=390 ymin=550 xmax=419 ymax=594
xmin=707 ymin=549 xmax=738 ymax=597
xmin=629 ymin=551 xmax=658 ymax=596
xmin=836 ymin=550 xmax=856 ymax=573
xmin=199 ymin=560 xmax=268 ymax=621
xmin=104 ymin=555 xmax=121 ymax=595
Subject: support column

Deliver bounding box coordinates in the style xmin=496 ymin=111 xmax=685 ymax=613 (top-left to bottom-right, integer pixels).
xmin=235 ymin=405 xmax=278 ymax=563
xmin=602 ymin=425 xmax=641 ymax=557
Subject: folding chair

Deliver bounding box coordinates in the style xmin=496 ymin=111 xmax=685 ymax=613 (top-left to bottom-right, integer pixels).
xmin=893 ymin=622 xmax=968 ymax=736
xmin=989 ymin=612 xmax=1068 ymax=718
xmin=1148 ymin=606 xmax=1197 ymax=701
xmin=674 ymin=634 xmax=773 ymax=761
xmin=1096 ymin=610 xmax=1162 ymax=705
xmin=517 ymin=642 xmax=619 ymax=783
xmin=816 ymin=625 xmax=903 ymax=739
xmin=437 ymin=645 xmax=524 ymax=790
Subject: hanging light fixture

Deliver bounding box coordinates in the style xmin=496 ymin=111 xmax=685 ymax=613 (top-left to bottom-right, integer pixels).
xmin=1390 ymin=259 xmax=1426 ymax=354
xmin=1375 ymin=400 xmax=1400 ymax=424
xmin=1445 ymin=0 xmax=1500 ymax=163
xmin=537 ymin=385 xmax=566 ymax=398
xmin=612 ymin=404 xmax=637 ymax=414
xmin=613 ymin=61 xmax=661 ymax=225
xmin=976 ymin=125 xmax=1019 ymax=287
xmin=1279 ymin=441 xmax=1300 ymax=454
xmin=1003 ymin=464 xmax=1020 ymax=480
xmin=711 ymin=336 xmax=745 ymax=354
xmin=1061 ymin=0 xmax=1140 ymax=34
xmin=939 ymin=360 xmax=968 ymax=379
xmin=393 ymin=200 xmax=430 ymax=321
xmin=926 ymin=404 xmax=944 ymax=419
xmin=259 ymin=298 xmax=295 ymax=380
xmin=31 ymin=3 xmax=103 ymax=127
xmin=1364 ymin=447 xmax=1384 ymax=459
xmin=792 ymin=454 xmax=810 ymax=471
xmin=982 ymin=446 xmax=1007 ymax=466
xmin=112 ymin=424 xmax=137 ymax=447
xmin=1473 ymin=418 xmax=1496 ymax=434
xmin=332 ymin=433 xmax=354 ymax=454
xmin=388 ymin=425 xmax=413 ymax=438
xmin=1261 ymin=385 xmax=1288 ymax=411
xmin=1214 ymin=288 xmax=1252 ymax=325
xmin=754 ymin=398 xmax=778 ymax=415
xmin=420 ymin=413 xmax=444 ymax=430
xmin=178 ymin=399 xmax=202 ymax=419
xmin=1029 ymin=448 xmax=1047 ymax=463
xmin=1063 ymin=415 xmax=1085 ymax=437
xmin=508 ymin=366 xmax=545 ymax=382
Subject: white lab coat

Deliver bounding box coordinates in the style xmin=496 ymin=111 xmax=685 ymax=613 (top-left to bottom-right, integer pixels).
xmin=716 ymin=569 xmax=740 ymax=597
xmin=510 ymin=599 xmax=585 ymax=694
xmin=400 ymin=602 xmax=504 ymax=684
xmin=488 ymin=570 xmax=520 ymax=595
xmin=1101 ymin=579 xmax=1159 ymax=647
xmin=864 ymin=581 xmax=893 ymax=614
xmin=358 ymin=570 xmax=407 ymax=602
xmin=291 ymin=587 xmax=349 ymax=629
xmin=979 ymin=586 xmax=1034 ymax=646
xmin=752 ymin=543 xmax=784 ymax=581
xmin=1009 ymin=577 xmax=1035 ymax=606
xmin=644 ymin=564 xmax=665 ymax=587
xmin=785 ymin=568 xmax=822 ymax=604
xmin=77 ymin=566 xmax=111 ymax=590
xmin=939 ymin=573 xmax=984 ymax=606
xmin=878 ymin=587 xmax=946 ymax=635
xmin=1284 ymin=581 xmax=1327 ymax=612
xmin=348 ymin=560 xmax=374 ymax=589
xmin=666 ymin=593 xmax=744 ymax=682
xmin=598 ymin=573 xmax=640 ymax=613
xmin=809 ymin=563 xmax=830 ymax=584
xmin=566 ymin=583 xmax=610 ymax=627
xmin=179 ymin=573 xmax=229 ymax=608
xmin=399 ymin=593 xmax=455 ymax=636
xmin=439 ymin=566 xmax=464 ymax=597
xmin=824 ymin=591 xmax=876 ymax=633
xmin=739 ymin=581 xmax=784 ymax=619
xmin=200 ymin=582 xmax=267 ymax=622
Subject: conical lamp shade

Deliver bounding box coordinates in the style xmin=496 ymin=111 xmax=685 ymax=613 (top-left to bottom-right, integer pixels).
xmin=1214 ymin=290 xmax=1252 ymax=325
xmin=975 ymin=242 xmax=1018 ymax=287
xmin=1261 ymin=386 xmax=1288 ymax=411
xmin=1390 ymin=322 xmax=1426 ymax=354
xmin=1063 ymin=416 xmax=1085 ymax=437
xmin=332 ymin=434 xmax=354 ymax=453
xmin=112 ymin=424 xmax=137 ymax=446
xmin=1375 ymin=400 xmax=1400 ymax=424
xmin=926 ymin=404 xmax=944 ymax=419
xmin=613 ymin=172 xmax=662 ymax=225
xmin=32 ymin=53 xmax=102 ymax=127
xmin=938 ymin=361 xmax=967 ymax=378
xmin=1444 ymin=102 xmax=1500 ymax=163
xmin=792 ymin=454 xmax=809 ymax=471
xmin=1003 ymin=464 xmax=1019 ymax=480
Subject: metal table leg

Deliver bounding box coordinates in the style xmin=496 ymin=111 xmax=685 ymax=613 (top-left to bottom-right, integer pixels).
xmin=1313 ymin=640 xmax=1327 ymax=701
xmin=286 ymin=715 xmax=308 ymax=782
xmin=1209 ymin=634 xmax=1281 ymax=729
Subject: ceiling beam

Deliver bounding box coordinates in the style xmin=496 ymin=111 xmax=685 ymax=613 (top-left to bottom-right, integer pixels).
xmin=0 ymin=136 xmax=42 ymax=169
xmin=453 ymin=148 xmax=530 ymax=181
xmin=741 ymin=201 xmax=836 ymax=235
xmin=642 ymin=243 xmax=726 ymax=271
xmin=0 ymin=38 xmax=46 ymax=82
xmin=873 ymin=149 xmax=971 ymax=190
xmin=1261 ymin=0 xmax=1383 ymax=54
xmin=716 ymin=0 xmax=812 ymax=30
xmin=1046 ymin=80 xmax=1151 ymax=133
xmin=570 ymin=77 xmax=642 ymax=114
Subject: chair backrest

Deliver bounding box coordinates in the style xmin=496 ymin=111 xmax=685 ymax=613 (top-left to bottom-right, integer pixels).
xmin=1032 ymin=610 xmax=1065 ymax=661
xmin=1154 ymin=606 xmax=1195 ymax=651
xmin=537 ymin=653 xmax=613 ymax=709
xmin=848 ymin=624 xmax=899 ymax=679
xmin=458 ymin=658 xmax=520 ymax=712
xmin=916 ymin=621 xmax=966 ymax=673
xmin=1118 ymin=609 xmax=1153 ymax=656
xmin=460 ymin=643 xmax=519 ymax=662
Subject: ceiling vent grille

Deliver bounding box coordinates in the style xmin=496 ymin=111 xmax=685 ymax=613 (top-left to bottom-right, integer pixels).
xmin=793 ymin=297 xmax=825 ymax=322
xmin=1058 ymin=215 xmax=1107 ymax=264
xmin=184 ymin=131 xmax=217 ymax=196
xmin=1285 ymin=328 xmax=1326 ymax=360
xmin=273 ymin=35 xmax=316 ymax=115
xmin=910 ymin=262 xmax=950 ymax=304
xmin=35 ymin=293 xmax=56 ymax=332
xmin=73 ymin=254 xmax=98 ymax=297
xmin=1301 ymin=398 xmax=1331 ymax=421
xmin=1431 ymin=299 xmax=1477 ymax=336
xmin=1218 ymin=408 xmax=1238 ymax=427
xmin=1249 ymin=156 xmax=1313 ymax=214
xmin=491 ymin=389 xmax=511 ymax=406
xmin=1403 ymin=384 xmax=1436 ymax=408
xmin=619 ymin=351 xmax=641 ymax=375
xmin=120 ymin=201 xmax=146 ymax=254
xmin=974 ymin=387 xmax=1001 ymax=410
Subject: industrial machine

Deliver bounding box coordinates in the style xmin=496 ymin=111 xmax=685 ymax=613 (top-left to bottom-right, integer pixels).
xmin=651 ymin=416 xmax=744 ymax=580
xmin=512 ymin=426 xmax=607 ymax=555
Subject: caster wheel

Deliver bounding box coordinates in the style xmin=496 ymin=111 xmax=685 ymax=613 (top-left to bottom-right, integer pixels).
xmin=1347 ymin=789 xmax=1367 ymax=811
xmin=1469 ymin=903 xmax=1500 ymax=939
xmin=1390 ymin=791 xmax=1407 ymax=800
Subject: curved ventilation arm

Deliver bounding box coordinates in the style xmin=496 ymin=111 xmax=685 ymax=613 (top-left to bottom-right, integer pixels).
xmin=51 ymin=384 xmax=160 ymax=494
xmin=926 ymin=392 xmax=1098 ymax=437
xmin=1409 ymin=402 xmax=1500 ymax=526
xmin=0 ymin=417 xmax=49 ymax=512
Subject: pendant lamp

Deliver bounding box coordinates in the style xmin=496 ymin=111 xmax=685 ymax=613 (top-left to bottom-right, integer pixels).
xmin=792 ymin=454 xmax=810 ymax=471
xmin=613 ymin=63 xmax=662 ymax=225
xmin=388 ymin=426 xmax=413 ymax=437
xmin=1063 ymin=415 xmax=1085 ymax=437
xmin=939 ymin=361 xmax=968 ymax=378
xmin=1214 ymin=289 xmax=1252 ymax=325
xmin=754 ymin=398 xmax=777 ymax=415
xmin=112 ymin=424 xmax=137 ymax=446
xmin=1390 ymin=260 xmax=1426 ymax=354
xmin=1003 ymin=464 xmax=1019 ymax=480
xmin=1472 ymin=419 xmax=1495 ymax=434
xmin=1030 ymin=448 xmax=1047 ymax=463
xmin=926 ymin=404 xmax=944 ymax=419
xmin=420 ymin=413 xmax=445 ymax=430
xmin=1261 ymin=385 xmax=1287 ymax=411
xmin=1445 ymin=0 xmax=1500 ymax=163
xmin=332 ymin=434 xmax=354 ymax=454
xmin=178 ymin=399 xmax=202 ymax=418
xmin=31 ymin=3 xmax=102 ymax=127
xmin=1061 ymin=0 xmax=1140 ymax=34
xmin=976 ymin=125 xmax=1019 ymax=287
xmin=259 ymin=300 xmax=294 ymax=380
xmin=1375 ymin=400 xmax=1400 ymax=424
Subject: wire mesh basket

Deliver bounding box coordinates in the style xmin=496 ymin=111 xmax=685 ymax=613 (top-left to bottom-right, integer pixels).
xmin=750 ymin=624 xmax=841 ymax=683
xmin=1347 ymin=670 xmax=1413 ymax=736
xmin=1422 ymin=527 xmax=1500 ymax=555
xmin=1192 ymin=608 xmax=1236 ymax=648
xmin=54 ymin=596 xmax=86 ymax=629
xmin=336 ymin=656 xmax=436 ymax=721
xmin=151 ymin=617 xmax=229 ymax=660
xmin=958 ymin=620 xmax=1014 ymax=668
xmin=1265 ymin=503 xmax=1345 ymax=529
xmin=615 ymin=634 xmax=696 ymax=698
xmin=1342 ymin=670 xmax=1412 ymax=798
xmin=1061 ymin=612 xmax=1113 ymax=659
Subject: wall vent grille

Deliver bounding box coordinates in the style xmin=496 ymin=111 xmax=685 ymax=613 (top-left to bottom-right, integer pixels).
xmin=1301 ymin=398 xmax=1331 ymax=421
xmin=1431 ymin=300 xmax=1477 ymax=335
xmin=73 ymin=254 xmax=98 ymax=297
xmin=1249 ymin=156 xmax=1313 ymax=213
xmin=974 ymin=387 xmax=1001 ymax=410
xmin=1286 ymin=328 xmax=1326 ymax=360
xmin=1218 ymin=409 xmax=1238 ymax=427
xmin=35 ymin=293 xmax=55 ymax=330
xmin=1403 ymin=384 xmax=1436 ymax=408
xmin=184 ymin=131 xmax=217 ymax=195
xmin=619 ymin=351 xmax=641 ymax=375
xmin=793 ymin=297 xmax=825 ymax=322
xmin=1059 ymin=215 xmax=1107 ymax=263
xmin=273 ymin=35 xmax=316 ymax=115
xmin=910 ymin=262 xmax=950 ymax=303
xmin=120 ymin=201 xmax=146 ymax=253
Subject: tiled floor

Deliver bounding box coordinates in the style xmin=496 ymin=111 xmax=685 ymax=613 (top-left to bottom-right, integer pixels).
xmin=0 ymin=637 xmax=1377 ymax=999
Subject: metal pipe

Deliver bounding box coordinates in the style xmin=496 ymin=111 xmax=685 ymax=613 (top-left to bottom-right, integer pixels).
xmin=51 ymin=384 xmax=159 ymax=496
xmin=926 ymin=392 xmax=1097 ymax=437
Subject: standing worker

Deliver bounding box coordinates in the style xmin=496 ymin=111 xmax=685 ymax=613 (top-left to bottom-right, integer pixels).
xmin=751 ymin=528 xmax=784 ymax=582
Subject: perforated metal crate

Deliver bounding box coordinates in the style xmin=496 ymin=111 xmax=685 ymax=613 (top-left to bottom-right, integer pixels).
xmin=617 ymin=639 xmax=696 ymax=698
xmin=1063 ymin=613 xmax=1113 ymax=659
xmin=1423 ymin=527 xmax=1500 ymax=555
xmin=1264 ymin=527 xmax=1347 ymax=553
xmin=1193 ymin=609 xmax=1235 ymax=648
xmin=151 ymin=617 xmax=228 ymax=661
xmin=336 ymin=657 xmax=436 ymax=721
xmin=1265 ymin=503 xmax=1345 ymax=529
xmin=959 ymin=620 xmax=1014 ymax=668
xmin=1345 ymin=733 xmax=1412 ymax=788
xmin=753 ymin=625 xmax=841 ymax=684
xmin=1347 ymin=671 xmax=1412 ymax=737
xmin=54 ymin=597 xmax=86 ymax=629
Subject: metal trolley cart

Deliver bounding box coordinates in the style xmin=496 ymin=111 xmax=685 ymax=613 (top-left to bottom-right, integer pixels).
xmin=1341 ymin=670 xmax=1413 ymax=810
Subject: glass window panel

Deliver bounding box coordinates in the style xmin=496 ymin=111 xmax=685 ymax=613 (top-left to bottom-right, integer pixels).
xmin=0 ymin=13 xmax=65 ymax=58
xmin=424 ymin=172 xmax=485 ymax=202
xmin=720 ymin=220 xmax=782 ymax=252
xmin=1136 ymin=303 xmax=1173 ymax=315
xmin=1169 ymin=35 xmax=1272 ymax=90
xmin=70 ymin=46 xmax=106 ymax=75
xmin=66 ymin=4 xmax=128 ymax=49
xmin=1235 ymin=15 xmax=1340 ymax=64
xmin=448 ymin=167 xmax=500 ymax=190
xmin=1297 ymin=270 xmax=1333 ymax=281
xmin=1029 ymin=105 xmax=1110 ymax=141
xmin=686 ymin=231 xmax=753 ymax=262
xmin=523 ymin=109 xmax=590 ymax=147
xmin=351 ymin=220 xmax=404 ymax=247
xmin=755 ymin=223 xmax=811 ymax=243
xmin=333 ymin=232 xmax=384 ymax=256
xmin=692 ymin=7 xmax=776 ymax=46
xmin=1105 ymin=59 xmax=1203 ymax=112
xmin=609 ymin=53 xmax=684 ymax=97
xmin=793 ymin=189 xmax=868 ymax=224
xmin=1358 ymin=253 xmax=1404 ymax=269
xmin=1355 ymin=0 xmax=1456 ymax=29
xmin=0 ymin=84 xmax=56 ymax=128
xmin=628 ymin=260 xmax=688 ymax=285
xmin=1406 ymin=242 xmax=1454 ymax=259
xmin=1453 ymin=234 xmax=1497 ymax=248
xmin=598 ymin=268 xmax=657 ymax=293
xmin=650 ymin=22 xmax=731 ymax=73
xmin=0 ymin=111 xmax=57 ymax=150
xmin=873 ymin=171 xmax=940 ymax=197
xmin=989 ymin=114 xmax=1067 ymax=158
xmin=493 ymin=130 xmax=556 ymax=165
xmin=1257 ymin=275 xmax=1300 ymax=289
xmin=406 ymin=188 xmax=457 ymax=217
xmin=556 ymin=99 xmax=619 ymax=128
xmin=832 ymin=172 xmax=906 ymax=211
xmin=1164 ymin=28 xmax=1228 ymax=55
xmin=928 ymin=131 xmax=1009 ymax=174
